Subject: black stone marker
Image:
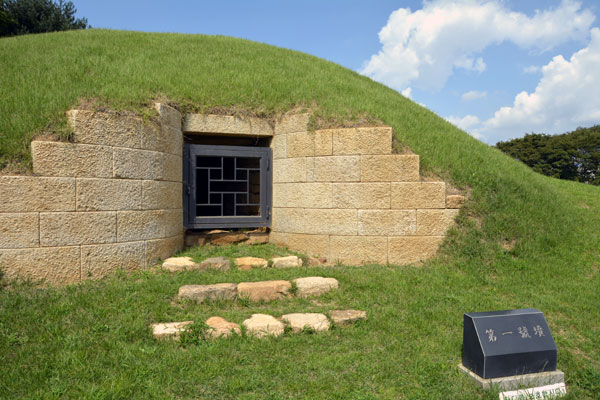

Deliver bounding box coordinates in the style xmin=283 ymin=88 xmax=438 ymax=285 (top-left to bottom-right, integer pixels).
xmin=462 ymin=308 xmax=557 ymax=379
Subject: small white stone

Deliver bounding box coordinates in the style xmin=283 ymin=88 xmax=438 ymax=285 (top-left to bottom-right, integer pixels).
xmin=242 ymin=314 xmax=285 ymax=338
xmin=162 ymin=256 xmax=200 ymax=272
xmin=271 ymin=255 xmax=303 ymax=268
xmin=281 ymin=313 xmax=330 ymax=333
xmin=152 ymin=321 xmax=194 ymax=339
xmin=293 ymin=277 xmax=339 ymax=297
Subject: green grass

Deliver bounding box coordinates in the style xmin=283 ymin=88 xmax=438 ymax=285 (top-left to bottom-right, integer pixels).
xmin=0 ymin=29 xmax=599 ymax=398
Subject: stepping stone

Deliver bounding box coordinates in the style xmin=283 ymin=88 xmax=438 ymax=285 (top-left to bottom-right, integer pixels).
xmin=162 ymin=256 xmax=200 ymax=272
xmin=281 ymin=313 xmax=330 ymax=333
xmin=246 ymin=232 xmax=269 ymax=245
xmin=237 ymin=280 xmax=291 ymax=302
xmin=271 ymin=255 xmax=302 ymax=268
xmin=198 ymin=256 xmax=231 ymax=271
xmin=234 ymin=256 xmax=268 ymax=269
xmin=152 ymin=321 xmax=193 ymax=339
xmin=242 ymin=314 xmax=285 ymax=338
xmin=178 ymin=283 xmax=237 ymax=303
xmin=293 ymin=277 xmax=339 ymax=297
xmin=205 ymin=316 xmax=241 ymax=339
xmin=330 ymin=309 xmax=367 ymax=326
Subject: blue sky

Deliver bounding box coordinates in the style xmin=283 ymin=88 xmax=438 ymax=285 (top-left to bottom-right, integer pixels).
xmin=74 ymin=0 xmax=600 ymax=144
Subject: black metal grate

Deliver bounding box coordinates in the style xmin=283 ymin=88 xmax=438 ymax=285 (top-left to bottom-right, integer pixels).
xmin=184 ymin=145 xmax=271 ymax=229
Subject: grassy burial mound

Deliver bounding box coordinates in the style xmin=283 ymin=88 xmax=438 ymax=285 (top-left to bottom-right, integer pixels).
xmin=0 ymin=30 xmax=599 ymax=399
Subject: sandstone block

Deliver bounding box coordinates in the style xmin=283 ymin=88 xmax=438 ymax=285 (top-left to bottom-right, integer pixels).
xmin=416 ymin=209 xmax=460 ymax=236
xmin=154 ymin=103 xmax=182 ymax=130
xmin=242 ymin=314 xmax=285 ymax=338
xmin=0 ymin=176 xmax=75 ymax=212
xmin=113 ymin=148 xmax=163 ymax=180
xmin=273 ymin=183 xmax=332 ymax=208
xmin=271 ymin=207 xmax=305 ymax=233
xmin=387 ymin=236 xmax=444 ymax=265
xmin=273 ymin=158 xmax=312 ymax=183
xmin=205 ymin=317 xmax=241 ymax=339
xmin=76 ymin=178 xmax=141 ymax=211
xmin=162 ymin=153 xmax=183 ymax=182
xmin=293 ymin=277 xmax=339 ymax=297
xmin=163 ymin=209 xmax=184 ymax=237
xmin=234 ymin=256 xmax=268 ymax=269
xmin=31 ymin=141 xmax=112 ymax=178
xmin=40 ymin=212 xmax=116 ymax=246
xmin=391 ymin=182 xmax=446 ymax=209
xmin=271 ymin=255 xmax=302 ymax=268
xmin=306 ymin=256 xmax=328 ymax=266
xmin=312 ymin=156 xmax=360 ymax=182
xmin=142 ymin=180 xmax=182 ymax=210
xmin=67 ymin=109 xmax=142 ymax=148
xmin=140 ymin=124 xmax=182 ymax=155
xmin=271 ymin=133 xmax=287 ymax=159
xmin=329 ymin=235 xmax=387 ymax=265
xmin=145 ymin=235 xmax=184 ymax=266
xmin=0 ymin=246 xmax=81 ymax=285
xmin=281 ymin=313 xmax=330 ymax=333
xmin=117 ymin=210 xmax=165 ymax=241
xmin=287 ymin=131 xmax=332 ymax=157
xmin=332 ymin=183 xmax=390 ymax=209
xmin=274 ymin=113 xmax=310 ymax=135
xmin=360 ymin=155 xmax=420 ymax=182
xmin=183 ymin=114 xmax=273 ymax=136
xmin=210 ymin=232 xmax=249 ymax=245
xmin=162 ymin=256 xmax=200 ymax=272
xmin=332 ymin=127 xmax=392 ymax=155
xmin=304 ymin=209 xmax=357 ymax=235
xmin=152 ymin=321 xmax=193 ymax=340
xmin=199 ymin=256 xmax=231 ymax=271
xmin=0 ymin=213 xmax=39 ymax=248
xmin=237 ymin=280 xmax=291 ymax=302
xmin=446 ymin=194 xmax=466 ymax=209
xmin=330 ymin=310 xmax=367 ymax=326
xmin=270 ymin=232 xmax=330 ymax=258
xmin=246 ymin=232 xmax=270 ymax=245
xmin=81 ymin=242 xmax=145 ymax=279
xmin=358 ymin=210 xmax=416 ymax=236
xmin=178 ymin=283 xmax=238 ymax=303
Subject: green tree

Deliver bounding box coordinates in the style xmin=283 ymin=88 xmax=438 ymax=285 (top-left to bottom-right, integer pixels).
xmin=1 ymin=0 xmax=87 ymax=37
xmin=497 ymin=126 xmax=600 ymax=185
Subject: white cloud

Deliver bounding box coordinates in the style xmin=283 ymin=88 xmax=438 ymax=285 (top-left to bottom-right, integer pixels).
xmin=401 ymin=87 xmax=412 ymax=98
xmin=462 ymin=90 xmax=487 ymax=101
xmin=481 ymin=27 xmax=600 ymax=143
xmin=446 ymin=114 xmax=482 ymax=139
xmin=360 ymin=0 xmax=595 ymax=92
xmin=523 ymin=65 xmax=540 ymax=74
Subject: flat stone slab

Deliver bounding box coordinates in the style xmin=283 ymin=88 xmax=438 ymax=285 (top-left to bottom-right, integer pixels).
xmin=152 ymin=321 xmax=193 ymax=339
xmin=198 ymin=256 xmax=231 ymax=271
xmin=330 ymin=309 xmax=367 ymax=326
xmin=458 ymin=363 xmax=565 ymax=391
xmin=178 ymin=283 xmax=237 ymax=303
xmin=281 ymin=313 xmax=330 ymax=333
xmin=205 ymin=316 xmax=241 ymax=339
xmin=237 ymin=280 xmax=291 ymax=302
xmin=271 ymin=255 xmax=303 ymax=268
xmin=242 ymin=314 xmax=285 ymax=338
xmin=293 ymin=277 xmax=339 ymax=297
xmin=234 ymin=256 xmax=268 ymax=269
xmin=162 ymin=256 xmax=200 ymax=272
xmin=210 ymin=232 xmax=249 ymax=245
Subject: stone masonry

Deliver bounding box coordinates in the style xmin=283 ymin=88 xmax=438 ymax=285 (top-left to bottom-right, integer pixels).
xmin=0 ymin=103 xmax=184 ymax=285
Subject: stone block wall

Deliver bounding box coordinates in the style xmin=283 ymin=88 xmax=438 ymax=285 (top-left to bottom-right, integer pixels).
xmin=0 ymin=103 xmax=184 ymax=285
xmin=269 ymin=114 xmax=462 ymax=265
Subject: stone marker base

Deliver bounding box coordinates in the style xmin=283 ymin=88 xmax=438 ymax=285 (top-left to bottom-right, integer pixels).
xmin=458 ymin=363 xmax=565 ymax=391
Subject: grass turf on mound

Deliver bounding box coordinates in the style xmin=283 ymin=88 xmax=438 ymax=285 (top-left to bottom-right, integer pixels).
xmin=0 ymin=29 xmax=599 ymax=398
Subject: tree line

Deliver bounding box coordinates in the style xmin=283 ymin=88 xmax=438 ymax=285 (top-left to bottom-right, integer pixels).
xmin=496 ymin=125 xmax=600 ymax=185
xmin=1 ymin=0 xmax=87 ymax=37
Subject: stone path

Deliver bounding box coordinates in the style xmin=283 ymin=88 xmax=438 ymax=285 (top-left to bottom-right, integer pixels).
xmin=162 ymin=254 xmax=322 ymax=272
xmin=153 ymin=309 xmax=367 ymax=340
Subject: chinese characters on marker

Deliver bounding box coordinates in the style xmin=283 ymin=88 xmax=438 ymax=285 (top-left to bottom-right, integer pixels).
xmin=518 ymin=326 xmax=531 ymax=339
xmin=533 ymin=325 xmax=544 ymax=337
xmin=486 ymin=329 xmax=497 ymax=342
xmin=486 ymin=325 xmax=545 ymax=342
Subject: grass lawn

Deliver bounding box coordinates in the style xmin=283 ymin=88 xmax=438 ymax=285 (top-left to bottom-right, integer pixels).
xmin=0 ymin=29 xmax=599 ymax=398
